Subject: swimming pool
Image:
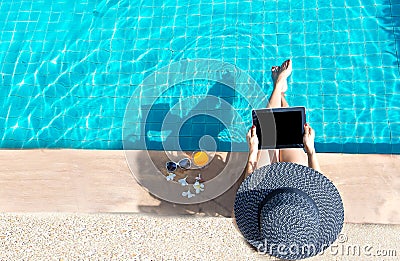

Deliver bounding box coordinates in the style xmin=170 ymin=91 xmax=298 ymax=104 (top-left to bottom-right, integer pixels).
xmin=0 ymin=0 xmax=399 ymax=154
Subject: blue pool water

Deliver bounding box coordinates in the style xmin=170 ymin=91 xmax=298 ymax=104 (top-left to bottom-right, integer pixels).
xmin=0 ymin=0 xmax=399 ymax=153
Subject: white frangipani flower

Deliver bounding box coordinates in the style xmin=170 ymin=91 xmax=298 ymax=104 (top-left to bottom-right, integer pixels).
xmin=182 ymin=189 xmax=195 ymax=198
xmin=178 ymin=176 xmax=188 ymax=186
xmin=165 ymin=172 xmax=176 ymax=181
xmin=193 ymin=180 xmax=205 ymax=194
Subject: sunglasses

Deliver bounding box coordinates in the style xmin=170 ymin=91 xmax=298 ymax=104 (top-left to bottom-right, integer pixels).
xmin=166 ymin=158 xmax=192 ymax=172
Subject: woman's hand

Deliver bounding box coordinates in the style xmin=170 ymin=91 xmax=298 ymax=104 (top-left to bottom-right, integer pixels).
xmin=303 ymin=123 xmax=321 ymax=172
xmin=247 ymin=125 xmax=259 ymax=160
xmin=303 ymin=123 xmax=315 ymax=155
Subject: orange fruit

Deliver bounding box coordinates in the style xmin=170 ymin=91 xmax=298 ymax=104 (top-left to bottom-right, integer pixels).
xmin=193 ymin=151 xmax=209 ymax=166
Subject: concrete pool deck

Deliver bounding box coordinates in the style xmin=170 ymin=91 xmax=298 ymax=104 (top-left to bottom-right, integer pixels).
xmin=0 ymin=149 xmax=399 ymax=260
xmin=0 ymin=149 xmax=399 ymax=224
xmin=0 ymin=213 xmax=399 ymax=260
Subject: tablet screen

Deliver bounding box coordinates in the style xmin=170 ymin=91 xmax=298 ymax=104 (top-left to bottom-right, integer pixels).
xmin=252 ymin=107 xmax=305 ymax=149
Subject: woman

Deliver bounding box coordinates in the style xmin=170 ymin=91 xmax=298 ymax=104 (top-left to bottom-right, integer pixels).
xmin=246 ymin=59 xmax=321 ymax=176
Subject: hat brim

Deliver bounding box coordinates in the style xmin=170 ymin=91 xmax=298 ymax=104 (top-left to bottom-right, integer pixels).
xmin=234 ymin=162 xmax=344 ymax=258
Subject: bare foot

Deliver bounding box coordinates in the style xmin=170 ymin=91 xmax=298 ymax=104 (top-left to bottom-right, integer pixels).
xmin=278 ymin=59 xmax=292 ymax=79
xmin=271 ymin=66 xmax=280 ymax=83
xmin=273 ymin=59 xmax=292 ymax=93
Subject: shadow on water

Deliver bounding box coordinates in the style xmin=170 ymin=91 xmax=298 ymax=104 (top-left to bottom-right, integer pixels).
xmin=141 ymin=81 xmax=247 ymax=152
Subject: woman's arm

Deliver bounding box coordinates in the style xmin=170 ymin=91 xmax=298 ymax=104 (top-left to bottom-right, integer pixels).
xmin=306 ymin=148 xmax=321 ymax=172
xmin=246 ymin=151 xmax=258 ymax=176
xmin=303 ymin=123 xmax=321 ymax=172
xmin=245 ymin=125 xmax=259 ymax=177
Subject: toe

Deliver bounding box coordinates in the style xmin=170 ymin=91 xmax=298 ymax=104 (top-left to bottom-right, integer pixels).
xmin=281 ymin=59 xmax=291 ymax=70
xmin=284 ymin=60 xmax=289 ymax=68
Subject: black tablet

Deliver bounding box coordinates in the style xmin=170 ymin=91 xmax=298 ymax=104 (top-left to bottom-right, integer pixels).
xmin=252 ymin=107 xmax=306 ymax=149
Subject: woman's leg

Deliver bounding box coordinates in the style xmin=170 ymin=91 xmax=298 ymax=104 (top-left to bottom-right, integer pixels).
xmin=273 ymin=61 xmax=308 ymax=166
xmin=281 ymin=93 xmax=289 ymax=108
xmin=267 ymin=63 xmax=289 ymax=109
xmin=263 ymin=60 xmax=292 ymax=163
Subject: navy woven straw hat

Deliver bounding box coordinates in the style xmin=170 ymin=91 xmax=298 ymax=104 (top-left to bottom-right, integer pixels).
xmin=234 ymin=162 xmax=344 ymax=260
